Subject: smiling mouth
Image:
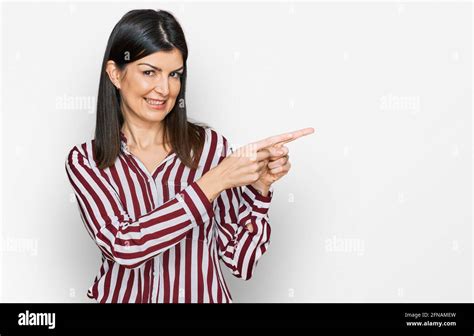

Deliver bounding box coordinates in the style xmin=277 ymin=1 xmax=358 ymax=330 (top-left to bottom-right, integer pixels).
xmin=144 ymin=97 xmax=166 ymax=105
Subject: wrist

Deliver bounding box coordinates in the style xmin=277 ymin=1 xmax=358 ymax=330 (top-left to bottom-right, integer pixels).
xmin=250 ymin=181 xmax=270 ymax=197
xmin=208 ymin=165 xmax=227 ymax=192
xmin=196 ymin=167 xmax=225 ymax=204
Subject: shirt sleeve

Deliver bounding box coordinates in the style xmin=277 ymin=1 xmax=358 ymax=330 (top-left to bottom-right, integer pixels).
xmin=214 ymin=136 xmax=274 ymax=280
xmin=65 ymin=145 xmax=213 ymax=269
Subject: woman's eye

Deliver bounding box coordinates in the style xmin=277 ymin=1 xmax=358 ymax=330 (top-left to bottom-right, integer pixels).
xmin=170 ymin=72 xmax=183 ymax=79
xmin=143 ymin=70 xmax=155 ymax=76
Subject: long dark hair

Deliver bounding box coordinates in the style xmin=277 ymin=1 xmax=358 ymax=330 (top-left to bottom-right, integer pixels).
xmin=94 ymin=9 xmax=208 ymax=170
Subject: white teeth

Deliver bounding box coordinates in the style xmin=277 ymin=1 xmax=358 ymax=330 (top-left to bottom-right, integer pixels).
xmin=145 ymin=98 xmax=165 ymax=105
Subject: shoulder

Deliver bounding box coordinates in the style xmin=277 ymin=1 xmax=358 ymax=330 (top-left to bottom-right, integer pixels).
xmin=65 ymin=139 xmax=97 ymax=168
xmin=202 ymin=126 xmax=232 ymax=157
xmin=195 ymin=126 xmax=234 ymax=170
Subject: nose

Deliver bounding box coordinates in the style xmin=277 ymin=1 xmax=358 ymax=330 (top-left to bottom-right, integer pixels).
xmin=154 ymin=76 xmax=169 ymax=97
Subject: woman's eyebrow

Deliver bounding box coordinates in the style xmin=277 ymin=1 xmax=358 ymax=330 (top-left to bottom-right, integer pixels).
xmin=138 ymin=62 xmax=184 ymax=72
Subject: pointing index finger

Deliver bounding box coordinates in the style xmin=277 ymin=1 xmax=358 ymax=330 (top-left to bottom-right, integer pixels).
xmin=253 ymin=127 xmax=315 ymax=150
xmin=273 ymin=127 xmax=315 ymax=148
xmin=253 ymin=132 xmax=295 ymax=151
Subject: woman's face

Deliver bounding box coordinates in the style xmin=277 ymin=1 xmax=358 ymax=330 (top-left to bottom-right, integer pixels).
xmin=107 ymin=48 xmax=184 ymax=123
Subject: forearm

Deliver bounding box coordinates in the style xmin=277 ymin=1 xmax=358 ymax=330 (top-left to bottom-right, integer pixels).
xmin=197 ymin=166 xmax=271 ymax=203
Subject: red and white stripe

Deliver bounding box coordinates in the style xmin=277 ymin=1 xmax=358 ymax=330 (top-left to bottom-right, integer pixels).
xmin=65 ymin=126 xmax=274 ymax=303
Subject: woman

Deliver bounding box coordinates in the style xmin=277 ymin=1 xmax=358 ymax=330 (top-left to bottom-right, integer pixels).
xmin=65 ymin=9 xmax=313 ymax=303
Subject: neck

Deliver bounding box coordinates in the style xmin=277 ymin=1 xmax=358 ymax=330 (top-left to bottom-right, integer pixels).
xmin=121 ymin=122 xmax=167 ymax=151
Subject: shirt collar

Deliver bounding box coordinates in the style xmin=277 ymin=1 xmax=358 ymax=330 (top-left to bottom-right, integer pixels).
xmin=119 ymin=130 xmax=130 ymax=154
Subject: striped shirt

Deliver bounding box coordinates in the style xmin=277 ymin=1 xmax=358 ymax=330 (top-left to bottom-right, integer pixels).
xmin=65 ymin=126 xmax=274 ymax=303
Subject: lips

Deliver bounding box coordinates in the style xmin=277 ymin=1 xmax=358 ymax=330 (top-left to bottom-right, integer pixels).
xmin=144 ymin=97 xmax=166 ymax=105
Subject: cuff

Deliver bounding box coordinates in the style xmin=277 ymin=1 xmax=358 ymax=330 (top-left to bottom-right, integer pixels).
xmin=242 ymin=185 xmax=274 ymax=217
xmin=177 ymin=181 xmax=214 ymax=228
xmin=246 ymin=184 xmax=274 ymax=203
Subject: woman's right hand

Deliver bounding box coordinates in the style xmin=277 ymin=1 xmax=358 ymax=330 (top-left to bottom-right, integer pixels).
xmin=219 ymin=128 xmax=315 ymax=190
xmin=197 ymin=128 xmax=313 ymax=203
xmin=214 ymin=143 xmax=282 ymax=190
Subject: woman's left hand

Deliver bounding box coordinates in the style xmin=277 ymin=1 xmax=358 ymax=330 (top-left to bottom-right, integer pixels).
xmin=251 ymin=145 xmax=291 ymax=194
xmin=245 ymin=145 xmax=290 ymax=233
xmin=245 ymin=127 xmax=315 ymax=232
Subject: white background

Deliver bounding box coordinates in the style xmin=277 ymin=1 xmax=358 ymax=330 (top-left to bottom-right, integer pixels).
xmin=0 ymin=1 xmax=472 ymax=302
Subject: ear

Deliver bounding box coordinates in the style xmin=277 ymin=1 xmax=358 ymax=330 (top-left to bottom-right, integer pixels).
xmin=105 ymin=60 xmax=122 ymax=89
